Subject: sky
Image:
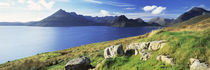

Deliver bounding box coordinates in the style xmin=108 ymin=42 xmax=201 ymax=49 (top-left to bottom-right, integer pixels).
xmin=0 ymin=0 xmax=210 ymax=22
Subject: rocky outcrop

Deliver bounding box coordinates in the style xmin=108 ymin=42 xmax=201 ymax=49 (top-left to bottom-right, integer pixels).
xmin=139 ymin=49 xmax=151 ymax=61
xmin=125 ymin=40 xmax=167 ymax=61
xmin=65 ymin=57 xmax=92 ymax=70
xmin=190 ymin=58 xmax=210 ymax=70
xmin=125 ymin=42 xmax=149 ymax=56
xmin=157 ymin=55 xmax=175 ymax=65
xmin=104 ymin=44 xmax=124 ymax=59
xmin=125 ymin=40 xmax=166 ymax=56
xmin=148 ymin=40 xmax=167 ymax=51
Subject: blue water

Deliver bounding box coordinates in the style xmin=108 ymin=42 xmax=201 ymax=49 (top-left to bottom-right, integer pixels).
xmin=0 ymin=26 xmax=159 ymax=63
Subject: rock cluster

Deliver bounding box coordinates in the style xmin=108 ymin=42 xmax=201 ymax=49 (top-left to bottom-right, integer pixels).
xmin=139 ymin=49 xmax=151 ymax=61
xmin=125 ymin=40 xmax=166 ymax=60
xmin=65 ymin=57 xmax=92 ymax=70
xmin=190 ymin=58 xmax=210 ymax=70
xmin=148 ymin=40 xmax=166 ymax=51
xmin=104 ymin=44 xmax=124 ymax=59
xmin=156 ymin=55 xmax=175 ymax=65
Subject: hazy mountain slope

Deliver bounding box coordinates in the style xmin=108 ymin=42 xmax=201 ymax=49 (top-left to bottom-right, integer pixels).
xmin=173 ymin=15 xmax=210 ymax=26
xmin=148 ymin=17 xmax=174 ymax=26
xmin=111 ymin=15 xmax=151 ymax=27
xmin=0 ymin=22 xmax=25 ymax=26
xmin=85 ymin=16 xmax=117 ymax=25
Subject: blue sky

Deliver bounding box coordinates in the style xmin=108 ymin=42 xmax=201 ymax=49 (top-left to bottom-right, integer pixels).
xmin=0 ymin=0 xmax=209 ymax=22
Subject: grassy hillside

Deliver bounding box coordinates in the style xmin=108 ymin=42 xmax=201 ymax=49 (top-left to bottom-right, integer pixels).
xmin=0 ymin=17 xmax=210 ymax=70
xmin=173 ymin=15 xmax=210 ymax=26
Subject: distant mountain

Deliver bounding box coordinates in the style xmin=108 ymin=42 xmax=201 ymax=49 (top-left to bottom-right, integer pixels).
xmin=0 ymin=22 xmax=25 ymax=26
xmin=174 ymin=7 xmax=210 ymax=23
xmin=85 ymin=16 xmax=117 ymax=26
xmin=173 ymin=15 xmax=210 ymax=26
xmin=32 ymin=9 xmax=98 ymax=27
xmin=31 ymin=9 xmax=154 ymax=27
xmin=30 ymin=9 xmax=119 ymax=27
xmin=148 ymin=17 xmax=174 ymax=26
xmin=111 ymin=15 xmax=151 ymax=27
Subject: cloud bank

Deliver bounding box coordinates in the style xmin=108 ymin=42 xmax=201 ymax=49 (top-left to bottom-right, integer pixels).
xmin=143 ymin=5 xmax=166 ymax=15
xmin=100 ymin=10 xmax=111 ymax=16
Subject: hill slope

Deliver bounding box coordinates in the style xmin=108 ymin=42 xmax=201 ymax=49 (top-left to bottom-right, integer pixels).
xmin=174 ymin=7 xmax=210 ymax=23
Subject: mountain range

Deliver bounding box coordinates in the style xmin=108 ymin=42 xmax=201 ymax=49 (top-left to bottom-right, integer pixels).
xmin=29 ymin=9 xmax=153 ymax=27
xmin=1 ymin=7 xmax=210 ymax=27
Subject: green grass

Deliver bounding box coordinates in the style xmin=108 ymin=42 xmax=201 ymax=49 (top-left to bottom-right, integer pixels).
xmin=173 ymin=15 xmax=210 ymax=26
xmin=98 ymin=29 xmax=210 ymax=70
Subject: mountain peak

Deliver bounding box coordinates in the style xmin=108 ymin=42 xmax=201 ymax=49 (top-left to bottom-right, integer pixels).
xmin=53 ymin=9 xmax=68 ymax=16
xmin=117 ymin=15 xmax=128 ymax=20
xmin=57 ymin=9 xmax=66 ymax=13
xmin=190 ymin=7 xmax=207 ymax=12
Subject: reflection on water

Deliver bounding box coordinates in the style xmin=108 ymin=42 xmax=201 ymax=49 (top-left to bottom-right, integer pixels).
xmin=0 ymin=26 xmax=159 ymax=63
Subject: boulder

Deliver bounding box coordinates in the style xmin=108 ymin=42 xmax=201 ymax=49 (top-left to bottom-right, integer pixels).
xmin=148 ymin=40 xmax=166 ymax=51
xmin=104 ymin=44 xmax=124 ymax=59
xmin=125 ymin=42 xmax=149 ymax=55
xmin=65 ymin=57 xmax=92 ymax=70
xmin=125 ymin=49 xmax=137 ymax=56
xmin=157 ymin=55 xmax=175 ymax=65
xmin=139 ymin=49 xmax=151 ymax=61
xmin=190 ymin=58 xmax=210 ymax=70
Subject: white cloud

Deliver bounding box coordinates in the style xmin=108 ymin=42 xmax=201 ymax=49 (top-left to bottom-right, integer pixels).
xmin=84 ymin=0 xmax=134 ymax=7
xmin=106 ymin=1 xmax=134 ymax=7
xmin=55 ymin=0 xmax=70 ymax=2
xmin=100 ymin=10 xmax=111 ymax=16
xmin=113 ymin=12 xmax=177 ymax=21
xmin=151 ymin=6 xmax=166 ymax=14
xmin=27 ymin=0 xmax=43 ymax=10
xmin=85 ymin=0 xmax=103 ymax=4
xmin=26 ymin=0 xmax=55 ymax=11
xmin=125 ymin=8 xmax=136 ymax=10
xmin=39 ymin=0 xmax=55 ymax=9
xmin=0 ymin=2 xmax=11 ymax=7
xmin=143 ymin=5 xmax=157 ymax=11
xmin=18 ymin=0 xmax=25 ymax=3
xmin=198 ymin=4 xmax=205 ymax=8
xmin=142 ymin=5 xmax=166 ymax=15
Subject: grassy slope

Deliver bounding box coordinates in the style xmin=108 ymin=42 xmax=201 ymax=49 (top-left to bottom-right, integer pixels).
xmin=98 ymin=18 xmax=210 ymax=70
xmin=172 ymin=15 xmax=210 ymax=26
xmin=0 ymin=18 xmax=210 ymax=70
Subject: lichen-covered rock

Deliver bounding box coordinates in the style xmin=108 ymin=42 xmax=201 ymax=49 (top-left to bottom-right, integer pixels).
xmin=139 ymin=49 xmax=150 ymax=61
xmin=104 ymin=44 xmax=124 ymax=59
xmin=190 ymin=58 xmax=210 ymax=70
xmin=125 ymin=42 xmax=149 ymax=55
xmin=65 ymin=57 xmax=92 ymax=70
xmin=157 ymin=55 xmax=175 ymax=65
xmin=148 ymin=40 xmax=166 ymax=51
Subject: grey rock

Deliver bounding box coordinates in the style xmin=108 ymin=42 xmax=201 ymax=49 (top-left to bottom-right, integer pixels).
xmin=140 ymin=49 xmax=151 ymax=61
xmin=157 ymin=55 xmax=175 ymax=65
xmin=125 ymin=42 xmax=149 ymax=55
xmin=148 ymin=40 xmax=167 ymax=51
xmin=65 ymin=57 xmax=91 ymax=70
xmin=104 ymin=44 xmax=124 ymax=59
xmin=190 ymin=58 xmax=210 ymax=70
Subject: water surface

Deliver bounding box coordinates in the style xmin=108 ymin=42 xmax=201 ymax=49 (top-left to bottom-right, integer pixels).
xmin=0 ymin=26 xmax=159 ymax=63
